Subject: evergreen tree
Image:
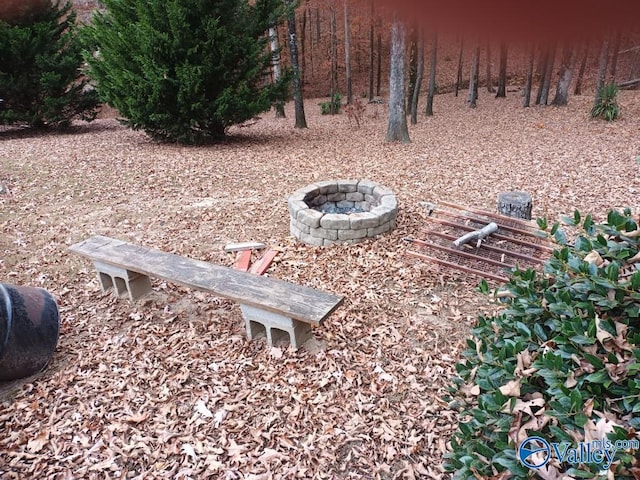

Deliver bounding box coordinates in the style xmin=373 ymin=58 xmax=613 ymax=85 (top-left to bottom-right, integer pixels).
xmin=0 ymin=1 xmax=99 ymax=129
xmin=85 ymin=0 xmax=287 ymax=144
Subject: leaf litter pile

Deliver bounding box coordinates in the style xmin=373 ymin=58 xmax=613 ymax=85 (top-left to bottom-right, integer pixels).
xmin=1 ymin=92 xmax=639 ymax=479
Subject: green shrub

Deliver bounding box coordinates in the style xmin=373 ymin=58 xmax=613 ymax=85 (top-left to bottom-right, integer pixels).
xmin=84 ymin=0 xmax=287 ymax=144
xmin=591 ymin=83 xmax=620 ymax=121
xmin=446 ymin=209 xmax=640 ymax=479
xmin=0 ymin=1 xmax=99 ymax=128
xmin=319 ymin=92 xmax=342 ymax=115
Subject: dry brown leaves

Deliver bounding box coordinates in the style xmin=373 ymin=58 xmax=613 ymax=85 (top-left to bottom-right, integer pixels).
xmin=1 ymin=91 xmax=639 ymax=478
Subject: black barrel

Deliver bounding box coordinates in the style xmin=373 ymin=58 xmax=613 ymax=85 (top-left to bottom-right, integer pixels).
xmin=0 ymin=283 xmax=60 ymax=381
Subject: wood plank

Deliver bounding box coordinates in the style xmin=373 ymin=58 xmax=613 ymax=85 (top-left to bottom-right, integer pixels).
xmin=234 ymin=250 xmax=252 ymax=272
xmin=224 ymin=242 xmax=265 ymax=252
xmin=249 ymin=249 xmax=278 ymax=275
xmin=70 ymin=236 xmax=342 ymax=325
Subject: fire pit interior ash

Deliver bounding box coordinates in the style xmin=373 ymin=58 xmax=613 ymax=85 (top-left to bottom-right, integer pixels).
xmin=288 ymin=179 xmax=397 ymax=246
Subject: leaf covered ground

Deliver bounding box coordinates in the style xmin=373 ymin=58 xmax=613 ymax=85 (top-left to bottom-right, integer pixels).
xmin=1 ymin=92 xmax=639 ymax=479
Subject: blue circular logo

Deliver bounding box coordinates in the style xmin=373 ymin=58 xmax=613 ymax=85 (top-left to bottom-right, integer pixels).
xmin=518 ymin=436 xmax=551 ymax=469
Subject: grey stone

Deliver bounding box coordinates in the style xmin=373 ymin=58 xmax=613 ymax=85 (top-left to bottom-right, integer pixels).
xmin=309 ymin=194 xmax=327 ymax=207
xmin=240 ymin=304 xmax=312 ymax=349
xmin=380 ymin=195 xmax=398 ymax=209
xmin=297 ymin=231 xmax=325 ymax=247
xmin=297 ymin=208 xmax=323 ymax=228
xmin=338 ymin=228 xmax=368 ymax=240
xmin=337 ymin=180 xmax=358 ymax=193
xmin=370 ymin=205 xmax=396 ymax=224
xmin=373 ymin=185 xmax=394 ymax=199
xmin=292 ymin=219 xmax=311 ymax=234
xmin=355 ymin=201 xmax=371 ymax=211
xmin=367 ymin=220 xmax=395 ymax=237
xmin=326 ymin=192 xmax=345 ymax=202
xmin=364 ymin=194 xmax=378 ymax=205
xmin=323 ymin=238 xmax=338 ymax=246
xmin=357 ymin=179 xmax=377 ymax=195
xmin=310 ymin=227 xmax=338 ymax=240
xmin=320 ymin=213 xmax=351 ymax=229
xmin=336 ymin=200 xmax=355 ymax=209
xmin=349 ymin=212 xmax=380 ymax=229
xmin=288 ymin=198 xmax=308 ymax=217
xmin=345 ymin=192 xmax=364 ymax=202
xmin=315 ymin=180 xmax=339 ymax=194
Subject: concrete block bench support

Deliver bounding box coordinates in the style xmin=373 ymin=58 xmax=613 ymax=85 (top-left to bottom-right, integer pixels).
xmin=70 ymin=236 xmax=343 ymax=349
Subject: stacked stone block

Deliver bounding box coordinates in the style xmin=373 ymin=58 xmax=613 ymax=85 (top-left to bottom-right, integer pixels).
xmin=288 ymin=179 xmax=398 ymax=246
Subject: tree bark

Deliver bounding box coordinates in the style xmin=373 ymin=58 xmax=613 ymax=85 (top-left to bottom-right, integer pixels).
xmin=523 ymin=44 xmax=535 ymax=107
xmin=385 ymin=17 xmax=410 ymax=143
xmin=535 ymin=48 xmax=549 ymax=105
xmin=486 ymin=41 xmax=494 ymax=93
xmin=426 ymin=31 xmax=438 ymax=116
xmin=329 ymin=5 xmax=338 ymax=111
xmin=551 ymin=44 xmax=577 ymax=106
xmin=343 ymin=0 xmax=352 ymax=104
xmin=574 ymin=40 xmax=589 ymax=95
xmin=410 ymin=27 xmax=424 ymax=125
xmin=307 ymin=6 xmax=314 ymax=80
xmin=300 ymin=8 xmax=306 ymax=84
xmin=468 ymin=44 xmax=480 ymax=107
xmin=285 ymin=0 xmax=307 ymax=128
xmin=376 ymin=27 xmax=382 ymax=96
xmin=609 ymin=29 xmax=622 ymax=83
xmin=539 ymin=44 xmax=556 ymax=105
xmin=595 ymin=34 xmax=610 ymax=105
xmin=453 ymin=223 xmax=498 ymax=248
xmin=269 ymin=25 xmax=285 ymax=118
xmin=496 ymin=42 xmax=508 ymax=98
xmin=368 ymin=0 xmax=375 ymax=101
xmin=407 ymin=24 xmax=418 ymax=113
xmin=455 ymin=37 xmax=464 ymax=97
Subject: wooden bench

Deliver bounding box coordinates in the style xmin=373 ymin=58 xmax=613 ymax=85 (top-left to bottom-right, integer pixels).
xmin=69 ymin=236 xmax=343 ymax=349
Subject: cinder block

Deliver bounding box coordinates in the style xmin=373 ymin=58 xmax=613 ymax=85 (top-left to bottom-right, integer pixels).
xmin=94 ymin=261 xmax=152 ymax=301
xmin=240 ymin=304 xmax=312 ymax=349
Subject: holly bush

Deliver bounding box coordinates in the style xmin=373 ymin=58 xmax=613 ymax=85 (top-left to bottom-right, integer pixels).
xmin=446 ymin=209 xmax=640 ymax=479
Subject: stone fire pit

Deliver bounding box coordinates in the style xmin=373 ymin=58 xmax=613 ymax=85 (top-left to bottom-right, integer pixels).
xmin=288 ymin=179 xmax=397 ymax=246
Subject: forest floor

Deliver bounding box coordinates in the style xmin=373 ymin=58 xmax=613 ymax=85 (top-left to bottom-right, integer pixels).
xmin=1 ymin=91 xmax=640 ymax=479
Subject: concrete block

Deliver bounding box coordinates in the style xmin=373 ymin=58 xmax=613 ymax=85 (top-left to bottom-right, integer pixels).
xmin=338 ymin=228 xmax=368 ymax=240
xmin=94 ymin=261 xmax=152 ymax=301
xmin=326 ymin=192 xmax=345 ymax=202
xmin=345 ymin=192 xmax=364 ymax=202
xmin=337 ymin=180 xmax=358 ymax=193
xmin=380 ymin=195 xmax=398 ymax=209
xmin=373 ymin=185 xmax=394 ymax=199
xmin=355 ymin=201 xmax=371 ymax=211
xmin=287 ymin=198 xmax=307 ymax=217
xmin=357 ymin=179 xmax=377 ymax=195
xmin=367 ymin=220 xmax=394 ymax=237
xmin=291 ymin=219 xmax=310 ymax=235
xmin=309 ymin=194 xmax=327 ymax=207
xmin=240 ymin=304 xmax=312 ymax=349
xmin=364 ymin=194 xmax=377 ymax=205
xmin=349 ymin=212 xmax=380 ymax=229
xmin=320 ymin=213 xmax=351 ymax=229
xmin=315 ymin=180 xmax=339 ymax=194
xmin=310 ymin=227 xmax=338 ymax=240
xmin=297 ymin=231 xmax=325 ymax=247
xmin=336 ymin=200 xmax=355 ymax=209
xmin=370 ymin=205 xmax=396 ymax=224
xmin=297 ymin=208 xmax=323 ymax=228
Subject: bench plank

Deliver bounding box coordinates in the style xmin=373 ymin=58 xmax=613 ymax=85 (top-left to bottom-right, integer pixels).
xmin=70 ymin=236 xmax=342 ymax=326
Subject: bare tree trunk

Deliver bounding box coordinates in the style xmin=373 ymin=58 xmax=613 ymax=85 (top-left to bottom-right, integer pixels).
xmin=285 ymin=0 xmax=307 ymax=128
xmin=594 ymin=34 xmax=610 ymax=105
xmin=343 ymin=0 xmax=352 ymax=104
xmin=307 ymin=6 xmax=314 ymax=80
xmin=574 ymin=39 xmax=589 ymax=95
xmin=609 ymin=29 xmax=622 ymax=83
xmin=410 ymin=27 xmax=424 ymax=125
xmin=455 ymin=37 xmax=464 ymax=97
xmin=468 ymin=44 xmax=480 ymax=107
xmin=426 ymin=31 xmax=438 ymax=116
xmin=535 ymin=48 xmax=549 ymax=105
xmin=552 ymin=44 xmax=577 ymax=106
xmin=538 ymin=44 xmax=556 ymax=105
xmin=486 ymin=41 xmax=494 ymax=93
xmin=300 ymin=8 xmax=306 ymax=84
xmin=386 ymin=17 xmax=410 ymax=143
xmin=329 ymin=5 xmax=338 ymax=111
xmin=523 ymin=44 xmax=535 ymax=107
xmin=496 ymin=42 xmax=508 ymax=97
xmin=376 ymin=27 xmax=382 ymax=96
xmin=269 ymin=25 xmax=285 ymax=118
xmin=368 ymin=0 xmax=374 ymax=100
xmin=407 ymin=24 xmax=418 ymax=112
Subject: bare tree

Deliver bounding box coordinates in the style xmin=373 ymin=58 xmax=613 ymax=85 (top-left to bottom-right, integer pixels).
xmin=609 ymin=29 xmax=622 ymax=82
xmin=329 ymin=4 xmax=338 ymax=112
xmin=574 ymin=39 xmax=589 ymax=95
xmin=285 ymin=0 xmax=307 ymax=128
xmin=343 ymin=0 xmax=352 ymax=104
xmin=594 ymin=34 xmax=610 ymax=105
xmin=407 ymin=24 xmax=418 ymax=112
xmin=376 ymin=27 xmax=382 ymax=96
xmin=468 ymin=44 xmax=480 ymax=107
xmin=486 ymin=41 xmax=494 ymax=93
xmin=368 ymin=0 xmax=374 ymax=100
xmin=551 ymin=44 xmax=577 ymax=106
xmin=269 ymin=25 xmax=285 ymax=118
xmin=455 ymin=37 xmax=464 ymax=97
xmin=496 ymin=42 xmax=508 ymax=98
xmin=299 ymin=8 xmax=306 ymax=84
xmin=537 ymin=44 xmax=556 ymax=105
xmin=426 ymin=31 xmax=438 ymax=116
xmin=523 ymin=44 xmax=535 ymax=107
xmin=386 ymin=17 xmax=410 ymax=143
xmin=410 ymin=27 xmax=424 ymax=125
